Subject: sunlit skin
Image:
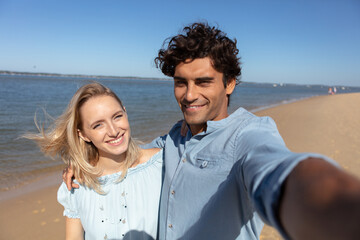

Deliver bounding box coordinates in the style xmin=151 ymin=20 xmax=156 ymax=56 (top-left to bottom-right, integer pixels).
xmin=174 ymin=57 xmax=236 ymax=135
xmin=78 ymin=95 xmax=130 ymax=175
xmin=68 ymin=94 xmax=160 ymax=238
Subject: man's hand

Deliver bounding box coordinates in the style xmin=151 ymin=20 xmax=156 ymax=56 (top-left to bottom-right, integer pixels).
xmin=62 ymin=166 xmax=79 ymax=191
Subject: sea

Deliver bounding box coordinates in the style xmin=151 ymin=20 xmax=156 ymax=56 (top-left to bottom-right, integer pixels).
xmin=1 ymin=74 xmax=359 ymax=193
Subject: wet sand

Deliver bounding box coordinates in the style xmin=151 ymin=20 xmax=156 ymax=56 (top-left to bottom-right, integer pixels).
xmin=1 ymin=92 xmax=359 ymax=240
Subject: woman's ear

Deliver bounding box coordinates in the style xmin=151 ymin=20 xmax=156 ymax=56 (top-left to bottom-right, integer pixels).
xmin=77 ymin=129 xmax=91 ymax=142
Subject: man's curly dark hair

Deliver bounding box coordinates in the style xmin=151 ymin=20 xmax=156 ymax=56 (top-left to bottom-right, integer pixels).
xmin=155 ymin=22 xmax=241 ymax=86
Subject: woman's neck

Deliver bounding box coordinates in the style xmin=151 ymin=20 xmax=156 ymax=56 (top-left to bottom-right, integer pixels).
xmin=96 ymin=154 xmax=127 ymax=176
xmin=96 ymin=149 xmax=148 ymax=176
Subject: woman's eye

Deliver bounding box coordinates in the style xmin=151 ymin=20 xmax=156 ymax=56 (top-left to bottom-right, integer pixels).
xmin=115 ymin=114 xmax=123 ymax=119
xmin=93 ymin=124 xmax=101 ymax=129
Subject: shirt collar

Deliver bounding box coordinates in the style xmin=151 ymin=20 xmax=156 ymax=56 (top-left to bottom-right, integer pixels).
xmin=187 ymin=107 xmax=247 ymax=137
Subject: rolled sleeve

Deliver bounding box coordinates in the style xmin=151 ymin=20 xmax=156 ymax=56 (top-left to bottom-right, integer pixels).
xmin=237 ymin=116 xmax=338 ymax=237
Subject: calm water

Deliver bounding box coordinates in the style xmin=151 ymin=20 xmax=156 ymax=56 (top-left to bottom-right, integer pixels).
xmin=1 ymin=74 xmax=359 ymax=191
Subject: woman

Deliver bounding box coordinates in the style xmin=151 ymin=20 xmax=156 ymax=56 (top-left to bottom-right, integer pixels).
xmin=28 ymin=82 xmax=162 ymax=240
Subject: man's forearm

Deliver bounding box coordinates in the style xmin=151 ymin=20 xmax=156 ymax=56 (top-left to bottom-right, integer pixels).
xmin=280 ymin=157 xmax=360 ymax=240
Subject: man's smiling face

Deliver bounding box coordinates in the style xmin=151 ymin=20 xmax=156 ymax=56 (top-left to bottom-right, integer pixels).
xmin=173 ymin=57 xmax=236 ymax=135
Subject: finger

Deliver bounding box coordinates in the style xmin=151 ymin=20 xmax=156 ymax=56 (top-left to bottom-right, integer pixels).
xmin=71 ymin=182 xmax=80 ymax=189
xmin=66 ymin=171 xmax=73 ymax=191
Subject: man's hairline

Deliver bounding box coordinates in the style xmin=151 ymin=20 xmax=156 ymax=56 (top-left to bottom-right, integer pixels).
xmin=171 ymin=56 xmax=237 ymax=86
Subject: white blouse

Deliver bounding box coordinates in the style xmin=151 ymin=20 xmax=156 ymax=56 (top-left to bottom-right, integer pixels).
xmin=57 ymin=149 xmax=163 ymax=240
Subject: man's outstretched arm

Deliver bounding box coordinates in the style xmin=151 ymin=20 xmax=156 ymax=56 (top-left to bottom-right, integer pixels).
xmin=280 ymin=157 xmax=360 ymax=240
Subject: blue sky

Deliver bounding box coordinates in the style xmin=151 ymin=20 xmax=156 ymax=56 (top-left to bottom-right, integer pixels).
xmin=0 ymin=0 xmax=359 ymax=86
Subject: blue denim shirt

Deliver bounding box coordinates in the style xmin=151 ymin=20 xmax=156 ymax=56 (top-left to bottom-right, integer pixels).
xmin=146 ymin=108 xmax=329 ymax=239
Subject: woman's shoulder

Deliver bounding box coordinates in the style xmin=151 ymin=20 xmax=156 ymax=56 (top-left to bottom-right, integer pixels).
xmin=140 ymin=148 xmax=162 ymax=162
xmin=128 ymin=148 xmax=163 ymax=174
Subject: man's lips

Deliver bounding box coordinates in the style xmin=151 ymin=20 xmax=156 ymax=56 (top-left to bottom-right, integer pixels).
xmin=183 ymin=104 xmax=206 ymax=112
xmin=185 ymin=105 xmax=203 ymax=108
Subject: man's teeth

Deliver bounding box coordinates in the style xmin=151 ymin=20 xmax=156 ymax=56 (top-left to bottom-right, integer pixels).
xmin=187 ymin=105 xmax=202 ymax=109
xmin=109 ymin=136 xmax=122 ymax=144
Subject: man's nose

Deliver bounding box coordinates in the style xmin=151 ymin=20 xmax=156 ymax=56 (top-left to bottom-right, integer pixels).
xmin=184 ymin=83 xmax=198 ymax=102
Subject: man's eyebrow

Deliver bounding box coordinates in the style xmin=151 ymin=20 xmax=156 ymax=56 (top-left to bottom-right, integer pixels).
xmin=173 ymin=76 xmax=214 ymax=81
xmin=195 ymin=77 xmax=214 ymax=81
xmin=174 ymin=76 xmax=186 ymax=81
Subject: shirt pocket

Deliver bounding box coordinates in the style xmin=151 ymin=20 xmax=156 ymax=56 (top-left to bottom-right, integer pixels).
xmin=194 ymin=152 xmax=234 ymax=177
xmin=195 ymin=153 xmax=221 ymax=169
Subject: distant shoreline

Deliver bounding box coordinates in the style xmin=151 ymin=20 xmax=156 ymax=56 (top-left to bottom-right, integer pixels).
xmin=2 ymin=70 xmax=359 ymax=88
xmin=0 ymin=70 xmax=171 ymax=81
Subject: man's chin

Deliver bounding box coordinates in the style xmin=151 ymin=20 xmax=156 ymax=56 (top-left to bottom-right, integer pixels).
xmin=184 ymin=118 xmax=206 ymax=127
xmin=183 ymin=118 xmax=199 ymax=126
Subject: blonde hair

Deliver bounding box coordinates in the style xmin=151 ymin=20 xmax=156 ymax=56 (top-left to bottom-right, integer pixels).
xmin=26 ymin=82 xmax=140 ymax=194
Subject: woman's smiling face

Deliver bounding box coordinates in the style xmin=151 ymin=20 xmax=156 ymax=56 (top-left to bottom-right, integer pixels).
xmin=78 ymin=95 xmax=130 ymax=161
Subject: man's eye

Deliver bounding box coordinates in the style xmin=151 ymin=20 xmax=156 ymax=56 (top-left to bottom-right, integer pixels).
xmin=197 ymin=80 xmax=211 ymax=86
xmin=175 ymin=81 xmax=186 ymax=86
xmin=115 ymin=114 xmax=123 ymax=119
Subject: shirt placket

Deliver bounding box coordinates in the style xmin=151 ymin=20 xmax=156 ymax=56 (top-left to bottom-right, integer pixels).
xmin=165 ymin=137 xmax=198 ymax=239
xmin=165 ymin=153 xmax=186 ymax=239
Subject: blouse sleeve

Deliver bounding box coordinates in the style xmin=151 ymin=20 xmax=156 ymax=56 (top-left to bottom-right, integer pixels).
xmin=57 ymin=182 xmax=80 ymax=218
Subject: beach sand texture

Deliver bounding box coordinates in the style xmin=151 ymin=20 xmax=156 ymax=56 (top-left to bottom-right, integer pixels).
xmin=258 ymin=92 xmax=360 ymax=240
xmin=1 ymin=93 xmax=359 ymax=240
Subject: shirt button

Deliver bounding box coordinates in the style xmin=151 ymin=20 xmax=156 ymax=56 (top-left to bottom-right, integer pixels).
xmin=182 ymin=158 xmax=186 ymax=163
xmin=168 ymin=224 xmax=173 ymax=228
xmin=171 ymin=190 xmax=175 ymax=195
xmin=201 ymin=161 xmax=208 ymax=168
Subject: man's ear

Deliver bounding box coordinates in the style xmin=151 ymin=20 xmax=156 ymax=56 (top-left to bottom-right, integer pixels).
xmin=77 ymin=129 xmax=91 ymax=142
xmin=226 ymin=78 xmax=236 ymax=95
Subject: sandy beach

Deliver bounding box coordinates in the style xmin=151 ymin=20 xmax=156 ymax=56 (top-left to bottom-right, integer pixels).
xmin=258 ymin=92 xmax=360 ymax=240
xmin=1 ymin=92 xmax=359 ymax=240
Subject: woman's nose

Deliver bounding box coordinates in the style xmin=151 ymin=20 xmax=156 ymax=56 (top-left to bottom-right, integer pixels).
xmin=107 ymin=123 xmax=118 ymax=137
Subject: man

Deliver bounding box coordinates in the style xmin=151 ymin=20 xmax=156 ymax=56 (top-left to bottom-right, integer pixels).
xmin=66 ymin=22 xmax=360 ymax=239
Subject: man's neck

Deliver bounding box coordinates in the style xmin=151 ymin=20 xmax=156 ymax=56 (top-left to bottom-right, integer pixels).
xmin=189 ymin=112 xmax=232 ymax=136
xmin=190 ymin=124 xmax=206 ymax=136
